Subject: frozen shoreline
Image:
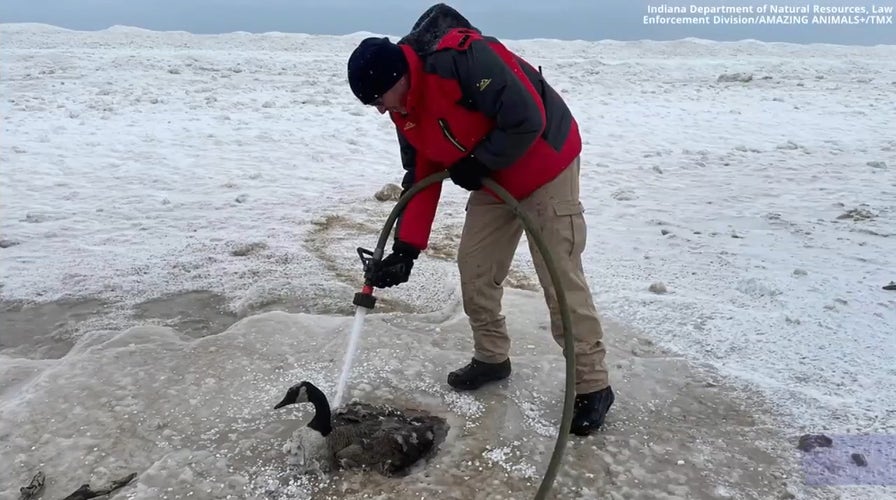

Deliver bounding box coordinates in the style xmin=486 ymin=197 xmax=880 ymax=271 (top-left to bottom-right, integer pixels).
xmin=0 ymin=287 xmax=837 ymax=500
xmin=1 ymin=23 xmax=895 ymax=498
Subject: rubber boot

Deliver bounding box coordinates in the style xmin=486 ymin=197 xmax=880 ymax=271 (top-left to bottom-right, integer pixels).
xmin=447 ymin=358 xmax=511 ymax=390
xmin=570 ymin=386 xmax=615 ymax=436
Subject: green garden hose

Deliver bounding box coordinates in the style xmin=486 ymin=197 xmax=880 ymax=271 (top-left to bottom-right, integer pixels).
xmin=368 ymin=170 xmax=576 ymax=500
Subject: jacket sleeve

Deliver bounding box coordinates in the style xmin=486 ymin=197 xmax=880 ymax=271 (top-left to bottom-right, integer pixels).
xmin=394 ymin=127 xmax=442 ymax=251
xmin=448 ymin=39 xmax=546 ymax=170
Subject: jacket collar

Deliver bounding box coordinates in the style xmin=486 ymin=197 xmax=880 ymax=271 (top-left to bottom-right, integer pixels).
xmin=396 ymin=43 xmax=424 ymax=117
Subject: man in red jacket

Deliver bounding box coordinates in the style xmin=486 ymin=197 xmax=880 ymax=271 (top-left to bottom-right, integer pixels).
xmin=347 ymin=4 xmax=614 ymax=436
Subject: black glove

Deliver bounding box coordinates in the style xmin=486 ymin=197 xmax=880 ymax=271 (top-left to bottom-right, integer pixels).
xmin=448 ymin=156 xmax=490 ymax=191
xmin=368 ymin=240 xmax=420 ymax=288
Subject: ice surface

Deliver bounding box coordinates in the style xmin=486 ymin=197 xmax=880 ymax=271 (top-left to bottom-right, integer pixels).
xmin=1 ymin=289 xmax=816 ymax=499
xmin=1 ymin=23 xmax=895 ymax=499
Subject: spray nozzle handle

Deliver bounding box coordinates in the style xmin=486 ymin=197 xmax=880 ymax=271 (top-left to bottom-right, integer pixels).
xmin=357 ymin=247 xmax=381 ymax=285
xmin=355 ymin=247 xmax=379 ymax=309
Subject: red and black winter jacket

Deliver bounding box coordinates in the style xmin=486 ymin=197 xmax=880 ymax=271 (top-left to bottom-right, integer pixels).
xmin=390 ymin=25 xmax=582 ymax=251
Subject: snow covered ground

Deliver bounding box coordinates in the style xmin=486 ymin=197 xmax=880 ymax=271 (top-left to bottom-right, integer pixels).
xmin=1 ymin=23 xmax=894 ymax=499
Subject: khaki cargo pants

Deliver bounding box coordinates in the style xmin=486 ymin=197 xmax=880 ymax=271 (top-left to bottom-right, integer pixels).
xmin=456 ymin=157 xmax=610 ymax=394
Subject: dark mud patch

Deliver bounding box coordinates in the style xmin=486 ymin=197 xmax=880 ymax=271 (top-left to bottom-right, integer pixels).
xmin=0 ymin=297 xmax=106 ymax=359
xmin=130 ymin=288 xmax=417 ymax=337
xmin=131 ymin=290 xmax=238 ymax=338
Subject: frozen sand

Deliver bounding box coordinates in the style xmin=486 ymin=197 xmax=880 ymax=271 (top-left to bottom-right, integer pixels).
xmin=2 ymin=288 xmax=818 ymax=500
xmin=2 ymin=22 xmax=895 ymax=500
xmin=2 ymin=25 xmax=894 ymax=438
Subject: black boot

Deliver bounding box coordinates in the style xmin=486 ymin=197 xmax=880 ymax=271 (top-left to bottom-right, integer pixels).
xmin=570 ymin=386 xmax=615 ymax=436
xmin=447 ymin=358 xmax=511 ymax=390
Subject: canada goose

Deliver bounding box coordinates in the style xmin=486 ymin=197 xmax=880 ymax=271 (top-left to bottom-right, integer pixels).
xmin=274 ymin=381 xmax=450 ymax=477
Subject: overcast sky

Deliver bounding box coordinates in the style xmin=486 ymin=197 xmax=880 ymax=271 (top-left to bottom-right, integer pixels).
xmin=1 ymin=0 xmax=893 ymax=45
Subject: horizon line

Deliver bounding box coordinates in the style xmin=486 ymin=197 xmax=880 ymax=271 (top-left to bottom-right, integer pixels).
xmin=2 ymin=21 xmax=895 ymax=49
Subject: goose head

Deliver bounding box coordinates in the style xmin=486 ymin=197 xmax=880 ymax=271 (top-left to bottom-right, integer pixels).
xmin=274 ymin=381 xmax=314 ymax=408
xmin=274 ymin=381 xmax=333 ymax=436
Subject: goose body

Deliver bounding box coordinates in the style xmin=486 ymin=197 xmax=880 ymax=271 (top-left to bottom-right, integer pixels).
xmin=274 ymin=381 xmax=449 ymax=477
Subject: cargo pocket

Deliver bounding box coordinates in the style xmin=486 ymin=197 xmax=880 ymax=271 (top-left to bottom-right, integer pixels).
xmin=553 ymin=200 xmax=586 ymax=258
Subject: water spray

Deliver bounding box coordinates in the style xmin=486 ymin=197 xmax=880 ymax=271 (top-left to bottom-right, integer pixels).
xmin=332 ymin=249 xmax=380 ymax=408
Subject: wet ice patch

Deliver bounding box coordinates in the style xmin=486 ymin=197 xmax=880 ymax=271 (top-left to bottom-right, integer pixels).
xmin=482 ymin=444 xmax=539 ymax=479
xmin=0 ymin=286 xmax=812 ymax=499
xmin=441 ymin=391 xmax=485 ymax=427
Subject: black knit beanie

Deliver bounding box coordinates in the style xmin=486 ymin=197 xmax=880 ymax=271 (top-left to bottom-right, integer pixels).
xmin=347 ymin=37 xmax=408 ymax=105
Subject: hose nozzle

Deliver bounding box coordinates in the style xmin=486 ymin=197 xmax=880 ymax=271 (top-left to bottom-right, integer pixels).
xmin=354 ymin=248 xmax=379 ymax=309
